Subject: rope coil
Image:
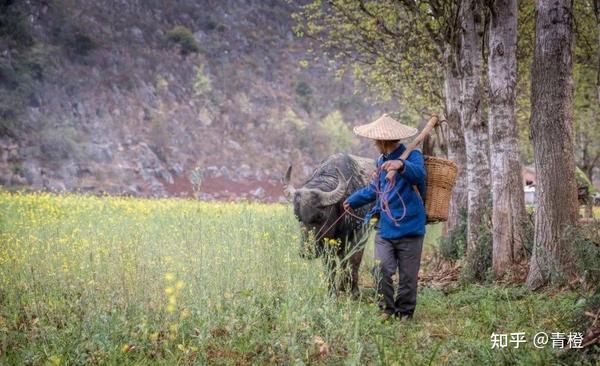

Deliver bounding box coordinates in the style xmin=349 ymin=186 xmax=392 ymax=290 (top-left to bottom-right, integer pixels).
xmin=312 ymin=166 xmax=407 ymax=243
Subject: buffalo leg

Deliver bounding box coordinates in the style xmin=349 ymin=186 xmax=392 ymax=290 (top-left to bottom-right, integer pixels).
xmin=349 ymin=248 xmax=364 ymax=297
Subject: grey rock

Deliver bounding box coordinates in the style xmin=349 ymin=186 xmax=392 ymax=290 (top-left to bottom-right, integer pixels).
xmin=20 ymin=146 xmax=41 ymax=159
xmin=131 ymin=27 xmax=144 ymax=41
xmin=170 ymin=163 xmax=184 ymax=177
xmin=125 ymin=185 xmax=140 ymax=195
xmin=227 ymin=139 xmax=242 ymax=151
xmin=157 ymin=169 xmax=174 ymax=184
xmin=47 ymin=179 xmax=66 ymax=191
xmin=220 ymin=166 xmax=230 ymax=179
xmin=196 ymin=192 xmax=214 ymax=201
xmin=204 ymin=166 xmax=220 ymax=177
xmin=149 ymin=180 xmax=166 ymax=197
xmin=249 ymin=187 xmax=265 ymax=198
xmin=238 ymin=164 xmax=252 ymax=179
xmin=84 ymin=144 xmax=114 ymax=163
xmin=271 ymin=170 xmax=284 ymax=180
xmin=255 ymin=170 xmax=265 ymax=180
xmin=21 ymin=160 xmax=42 ymax=186
xmin=0 ymin=172 xmax=9 ymax=185
xmin=11 ymin=174 xmax=28 ymax=186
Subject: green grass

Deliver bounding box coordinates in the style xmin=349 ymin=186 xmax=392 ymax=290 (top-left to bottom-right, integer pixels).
xmin=0 ymin=192 xmax=596 ymax=365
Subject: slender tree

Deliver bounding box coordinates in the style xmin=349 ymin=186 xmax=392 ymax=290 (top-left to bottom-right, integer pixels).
xmin=459 ymin=0 xmax=490 ymax=254
xmin=486 ymin=0 xmax=526 ymax=278
xmin=443 ymin=47 xmax=468 ymax=235
xmin=596 ymin=0 xmax=600 ymax=104
xmin=526 ymin=0 xmax=578 ymax=289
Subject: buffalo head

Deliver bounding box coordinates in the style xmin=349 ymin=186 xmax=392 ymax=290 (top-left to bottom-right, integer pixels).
xmin=283 ymin=165 xmax=349 ymax=258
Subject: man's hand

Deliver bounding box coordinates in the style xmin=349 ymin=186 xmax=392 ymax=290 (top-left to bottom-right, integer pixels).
xmin=370 ymin=170 xmax=378 ymax=180
xmin=343 ymin=200 xmax=351 ymax=211
xmin=380 ymin=159 xmax=404 ymax=172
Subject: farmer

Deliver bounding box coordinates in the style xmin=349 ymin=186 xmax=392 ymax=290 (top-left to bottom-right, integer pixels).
xmin=343 ymin=114 xmax=426 ymax=321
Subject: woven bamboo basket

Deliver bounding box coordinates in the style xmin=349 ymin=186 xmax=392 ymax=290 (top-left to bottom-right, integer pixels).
xmin=423 ymin=156 xmax=458 ymax=223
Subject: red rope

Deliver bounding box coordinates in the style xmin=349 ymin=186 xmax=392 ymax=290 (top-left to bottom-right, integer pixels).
xmin=370 ymin=166 xmax=407 ymax=227
xmin=313 ymin=210 xmax=350 ymax=242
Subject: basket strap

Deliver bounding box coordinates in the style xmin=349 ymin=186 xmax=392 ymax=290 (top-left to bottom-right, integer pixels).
xmin=413 ymin=185 xmax=423 ymax=203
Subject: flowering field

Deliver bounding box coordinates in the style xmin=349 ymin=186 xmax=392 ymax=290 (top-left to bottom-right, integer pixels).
xmin=0 ymin=192 xmax=594 ymax=365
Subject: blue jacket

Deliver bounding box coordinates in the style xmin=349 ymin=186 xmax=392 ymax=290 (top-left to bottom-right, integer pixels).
xmin=346 ymin=144 xmax=427 ymax=239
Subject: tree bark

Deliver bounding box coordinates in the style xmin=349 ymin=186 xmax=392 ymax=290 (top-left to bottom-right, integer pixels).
xmin=595 ymin=0 xmax=600 ymax=104
xmin=487 ymin=0 xmax=526 ymax=278
xmin=459 ymin=0 xmax=491 ymax=254
xmin=443 ymin=48 xmax=468 ymax=235
xmin=526 ymin=0 xmax=578 ymax=290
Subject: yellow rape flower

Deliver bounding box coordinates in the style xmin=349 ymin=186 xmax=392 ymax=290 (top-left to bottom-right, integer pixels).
xmin=180 ymin=308 xmax=191 ymax=320
xmin=149 ymin=332 xmax=159 ymax=343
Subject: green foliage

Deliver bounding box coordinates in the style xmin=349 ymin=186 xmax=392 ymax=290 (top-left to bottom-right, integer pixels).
xmin=318 ymin=110 xmax=357 ymax=154
xmin=38 ymin=127 xmax=80 ymax=160
xmin=193 ymin=64 xmax=212 ymax=97
xmin=461 ymin=206 xmax=493 ymax=283
xmin=293 ymin=0 xmax=450 ymax=111
xmin=569 ymin=221 xmax=600 ymax=288
xmin=573 ymin=7 xmax=600 ymax=178
xmin=268 ymin=108 xmax=311 ymax=148
xmin=189 ymin=166 xmax=204 ymax=194
xmin=517 ymin=0 xmax=600 ymax=173
xmin=167 ymin=26 xmax=200 ymax=55
xmin=295 ymin=80 xmax=312 ymax=98
xmin=576 ymin=166 xmax=595 ymax=193
xmin=50 ymin=14 xmax=97 ymax=59
xmin=198 ymin=15 xmax=218 ymax=31
xmin=148 ymin=108 xmax=170 ymax=163
xmin=438 ymin=208 xmax=467 ymax=261
xmin=69 ymin=33 xmax=96 ymax=57
xmin=0 ymin=2 xmax=44 ymax=137
xmin=295 ymin=80 xmax=313 ymax=112
xmin=281 ymin=107 xmax=307 ymax=132
xmin=521 ymin=209 xmax=535 ymax=256
xmin=0 ymin=1 xmax=34 ymax=50
xmin=10 ymin=163 xmax=23 ymax=176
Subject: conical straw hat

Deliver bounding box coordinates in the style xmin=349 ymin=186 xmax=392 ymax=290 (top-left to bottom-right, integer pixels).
xmin=353 ymin=114 xmax=418 ymax=140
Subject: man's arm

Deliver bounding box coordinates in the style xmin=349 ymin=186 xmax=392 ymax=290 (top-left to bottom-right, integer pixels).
xmin=381 ymin=150 xmax=425 ymax=185
xmin=345 ymin=180 xmax=377 ymax=210
xmin=398 ymin=150 xmax=426 ymax=185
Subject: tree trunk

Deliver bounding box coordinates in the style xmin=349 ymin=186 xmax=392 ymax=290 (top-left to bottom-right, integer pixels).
xmin=595 ymin=0 xmax=600 ymax=104
xmin=459 ymin=0 xmax=491 ymax=254
xmin=526 ymin=0 xmax=578 ymax=290
xmin=487 ymin=0 xmax=526 ymax=278
xmin=443 ymin=51 xmax=468 ymax=235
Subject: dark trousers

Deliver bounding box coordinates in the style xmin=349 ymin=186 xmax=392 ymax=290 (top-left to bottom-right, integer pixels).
xmin=373 ymin=232 xmax=424 ymax=316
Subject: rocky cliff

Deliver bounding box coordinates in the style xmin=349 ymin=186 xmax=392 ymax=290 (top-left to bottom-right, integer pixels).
xmin=0 ymin=0 xmax=396 ymax=201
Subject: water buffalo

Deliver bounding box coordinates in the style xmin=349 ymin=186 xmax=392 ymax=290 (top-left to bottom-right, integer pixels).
xmin=283 ymin=153 xmax=375 ymax=296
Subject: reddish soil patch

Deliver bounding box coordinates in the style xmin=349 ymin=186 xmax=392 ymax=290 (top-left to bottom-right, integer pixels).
xmin=161 ymin=174 xmax=194 ymax=197
xmin=161 ymin=174 xmax=284 ymax=202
